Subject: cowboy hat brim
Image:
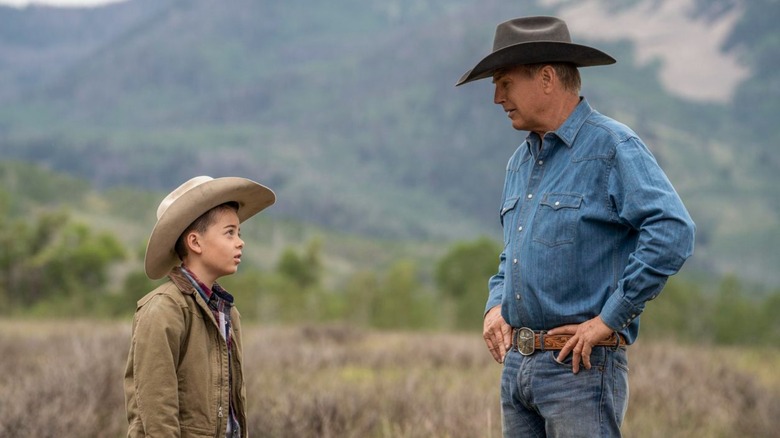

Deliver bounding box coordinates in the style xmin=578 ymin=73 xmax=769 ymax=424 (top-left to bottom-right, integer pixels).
xmin=144 ymin=177 xmax=276 ymax=280
xmin=456 ymin=41 xmax=616 ymax=86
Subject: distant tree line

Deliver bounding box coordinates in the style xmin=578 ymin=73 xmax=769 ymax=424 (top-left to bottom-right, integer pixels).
xmin=0 ymin=209 xmax=125 ymax=316
xmin=1 ymin=208 xmax=778 ymax=346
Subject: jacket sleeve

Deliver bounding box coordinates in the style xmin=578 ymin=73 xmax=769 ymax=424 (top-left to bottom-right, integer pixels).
xmin=127 ymin=293 xmax=187 ymax=437
xmin=599 ymin=137 xmax=696 ymax=331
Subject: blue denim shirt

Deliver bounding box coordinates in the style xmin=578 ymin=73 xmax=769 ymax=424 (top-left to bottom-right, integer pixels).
xmin=486 ymin=98 xmax=695 ymax=344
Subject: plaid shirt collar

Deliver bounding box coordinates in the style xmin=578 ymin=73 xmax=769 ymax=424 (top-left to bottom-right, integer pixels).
xmin=177 ymin=265 xmax=234 ymax=310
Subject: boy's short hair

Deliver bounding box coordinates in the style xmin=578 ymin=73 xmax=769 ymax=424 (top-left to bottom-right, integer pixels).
xmin=174 ymin=201 xmax=240 ymax=261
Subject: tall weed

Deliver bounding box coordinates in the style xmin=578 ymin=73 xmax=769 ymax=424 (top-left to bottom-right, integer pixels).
xmin=0 ymin=320 xmax=777 ymax=437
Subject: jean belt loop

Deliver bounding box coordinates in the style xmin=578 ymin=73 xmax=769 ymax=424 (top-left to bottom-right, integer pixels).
xmin=539 ymin=330 xmax=546 ymax=352
xmin=613 ymin=331 xmax=620 ymax=350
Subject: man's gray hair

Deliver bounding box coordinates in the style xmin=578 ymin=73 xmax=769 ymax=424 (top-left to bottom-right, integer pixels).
xmin=514 ymin=63 xmax=582 ymax=94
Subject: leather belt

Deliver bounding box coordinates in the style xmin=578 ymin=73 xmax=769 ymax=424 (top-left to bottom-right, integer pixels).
xmin=511 ymin=327 xmax=626 ymax=356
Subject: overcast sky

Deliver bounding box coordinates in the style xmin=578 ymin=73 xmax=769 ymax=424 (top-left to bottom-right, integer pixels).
xmin=0 ymin=0 xmax=125 ymax=7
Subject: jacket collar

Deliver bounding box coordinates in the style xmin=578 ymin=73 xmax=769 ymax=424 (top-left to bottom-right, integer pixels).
xmin=168 ymin=267 xmax=197 ymax=296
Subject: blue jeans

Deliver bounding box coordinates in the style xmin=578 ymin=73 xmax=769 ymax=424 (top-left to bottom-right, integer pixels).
xmin=500 ymin=346 xmax=629 ymax=437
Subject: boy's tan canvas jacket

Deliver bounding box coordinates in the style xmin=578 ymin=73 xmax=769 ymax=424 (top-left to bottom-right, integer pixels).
xmin=124 ymin=269 xmax=248 ymax=437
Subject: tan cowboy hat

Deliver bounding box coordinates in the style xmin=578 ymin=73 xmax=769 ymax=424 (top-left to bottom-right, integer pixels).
xmin=456 ymin=16 xmax=616 ymax=86
xmin=144 ymin=176 xmax=276 ymax=280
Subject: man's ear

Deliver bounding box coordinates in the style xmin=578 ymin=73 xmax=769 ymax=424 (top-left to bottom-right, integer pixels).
xmin=185 ymin=231 xmax=203 ymax=255
xmin=539 ymin=65 xmax=555 ymax=93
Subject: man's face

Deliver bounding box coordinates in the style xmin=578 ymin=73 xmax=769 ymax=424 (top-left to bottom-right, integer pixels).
xmin=492 ymin=66 xmax=546 ymax=132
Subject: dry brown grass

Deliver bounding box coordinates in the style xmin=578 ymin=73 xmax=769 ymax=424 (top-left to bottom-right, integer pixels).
xmin=0 ymin=320 xmax=777 ymax=437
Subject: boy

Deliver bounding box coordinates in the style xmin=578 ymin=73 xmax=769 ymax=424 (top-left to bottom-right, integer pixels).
xmin=124 ymin=176 xmax=275 ymax=438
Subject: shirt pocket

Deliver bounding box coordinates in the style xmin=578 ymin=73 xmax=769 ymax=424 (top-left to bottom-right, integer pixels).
xmin=532 ymin=193 xmax=583 ymax=247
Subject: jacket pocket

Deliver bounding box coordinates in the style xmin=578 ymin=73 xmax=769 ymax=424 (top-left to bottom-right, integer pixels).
xmin=532 ymin=193 xmax=582 ymax=247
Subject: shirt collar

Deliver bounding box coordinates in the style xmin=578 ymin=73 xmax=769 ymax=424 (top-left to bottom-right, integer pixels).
xmin=526 ymin=97 xmax=593 ymax=151
xmin=552 ymin=97 xmax=593 ymax=148
xmin=176 ymin=265 xmax=213 ymax=304
xmin=177 ymin=265 xmax=234 ymax=306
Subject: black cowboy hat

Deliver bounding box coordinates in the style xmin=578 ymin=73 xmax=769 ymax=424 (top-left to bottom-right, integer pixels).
xmin=456 ymin=16 xmax=616 ymax=86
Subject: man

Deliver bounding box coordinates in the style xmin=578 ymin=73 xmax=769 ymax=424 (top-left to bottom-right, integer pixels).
xmin=456 ymin=16 xmax=695 ymax=437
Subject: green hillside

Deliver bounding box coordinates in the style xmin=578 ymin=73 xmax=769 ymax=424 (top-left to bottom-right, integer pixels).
xmin=0 ymin=0 xmax=778 ymax=285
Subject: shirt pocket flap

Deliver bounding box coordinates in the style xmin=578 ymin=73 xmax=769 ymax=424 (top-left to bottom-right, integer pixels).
xmin=500 ymin=197 xmax=520 ymax=225
xmin=540 ymin=193 xmax=583 ymax=210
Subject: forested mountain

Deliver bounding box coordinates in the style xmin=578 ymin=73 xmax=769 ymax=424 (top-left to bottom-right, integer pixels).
xmin=1 ymin=0 xmax=778 ymax=285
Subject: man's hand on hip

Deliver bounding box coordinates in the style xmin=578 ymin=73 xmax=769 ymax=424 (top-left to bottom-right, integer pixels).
xmin=547 ymin=316 xmax=614 ymax=374
xmin=483 ymin=305 xmax=512 ymax=363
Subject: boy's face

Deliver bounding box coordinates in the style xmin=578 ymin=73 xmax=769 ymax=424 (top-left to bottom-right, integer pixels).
xmin=191 ymin=208 xmax=244 ymax=281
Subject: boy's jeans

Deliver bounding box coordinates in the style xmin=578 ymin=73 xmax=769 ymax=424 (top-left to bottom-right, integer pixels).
xmin=500 ymin=346 xmax=629 ymax=437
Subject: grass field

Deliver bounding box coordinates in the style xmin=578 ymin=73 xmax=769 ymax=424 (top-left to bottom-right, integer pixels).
xmin=0 ymin=319 xmax=777 ymax=437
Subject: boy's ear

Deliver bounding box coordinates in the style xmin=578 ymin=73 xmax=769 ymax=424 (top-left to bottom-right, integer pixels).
xmin=185 ymin=231 xmax=203 ymax=255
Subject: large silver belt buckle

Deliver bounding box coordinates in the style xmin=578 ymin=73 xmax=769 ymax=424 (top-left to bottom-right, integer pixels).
xmin=516 ymin=327 xmax=535 ymax=356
